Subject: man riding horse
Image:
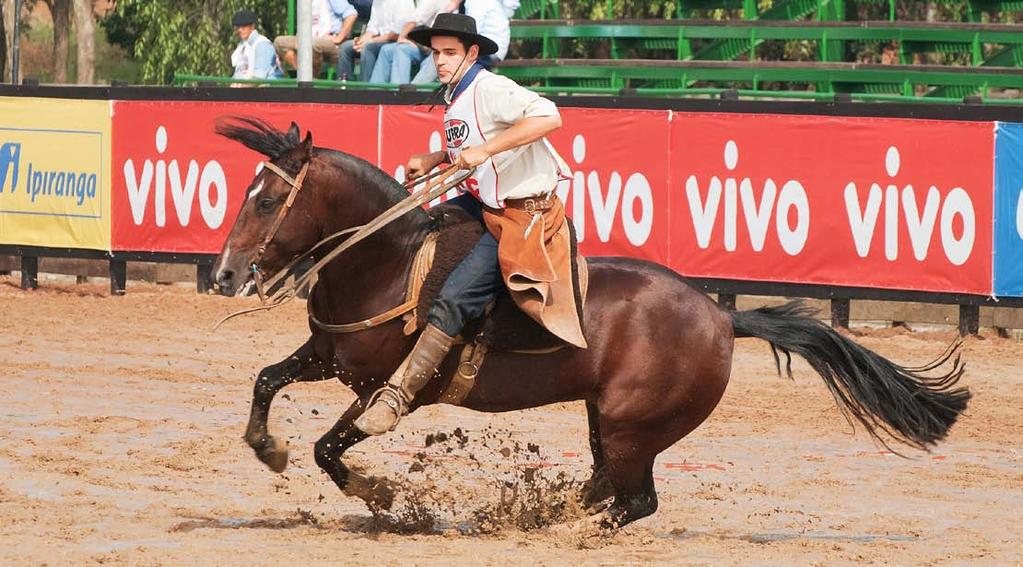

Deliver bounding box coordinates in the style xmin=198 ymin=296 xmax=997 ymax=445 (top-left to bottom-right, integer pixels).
xmin=355 ymin=13 xmax=587 ymax=436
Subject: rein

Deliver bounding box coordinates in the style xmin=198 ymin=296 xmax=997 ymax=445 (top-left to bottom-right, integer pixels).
xmin=213 ymin=162 xmax=473 ymax=331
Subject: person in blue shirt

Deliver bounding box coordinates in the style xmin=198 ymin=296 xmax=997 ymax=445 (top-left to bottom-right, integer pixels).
xmin=230 ymin=10 xmax=283 ymax=81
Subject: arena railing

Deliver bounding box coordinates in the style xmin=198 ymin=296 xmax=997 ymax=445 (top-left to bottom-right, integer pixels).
xmin=171 ymin=73 xmax=1023 ymax=105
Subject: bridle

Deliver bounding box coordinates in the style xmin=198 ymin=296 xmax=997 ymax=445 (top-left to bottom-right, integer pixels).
xmin=215 ymin=156 xmax=473 ymax=331
xmin=248 ymin=160 xmax=310 ymax=302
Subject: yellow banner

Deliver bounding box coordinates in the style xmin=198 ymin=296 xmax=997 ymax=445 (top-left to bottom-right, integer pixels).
xmin=0 ymin=97 xmax=111 ymax=250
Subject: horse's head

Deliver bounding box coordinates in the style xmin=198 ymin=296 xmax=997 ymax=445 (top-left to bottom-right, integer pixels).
xmin=212 ymin=118 xmax=323 ymax=297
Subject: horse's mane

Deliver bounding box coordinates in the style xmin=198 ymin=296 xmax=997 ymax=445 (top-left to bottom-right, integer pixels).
xmin=216 ymin=117 xmax=300 ymax=160
xmin=215 ymin=116 xmax=419 ymax=210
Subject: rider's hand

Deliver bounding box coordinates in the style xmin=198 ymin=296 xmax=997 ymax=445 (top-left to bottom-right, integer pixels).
xmin=330 ymin=33 xmax=346 ymax=45
xmin=407 ymin=151 xmax=446 ymax=180
xmin=456 ymin=146 xmax=491 ymax=169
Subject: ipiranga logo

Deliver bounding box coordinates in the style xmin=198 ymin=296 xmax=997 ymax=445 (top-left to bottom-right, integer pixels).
xmin=0 ymin=136 xmax=99 ymax=208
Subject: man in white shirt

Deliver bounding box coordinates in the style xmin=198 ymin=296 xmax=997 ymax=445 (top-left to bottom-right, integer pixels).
xmin=411 ymin=0 xmax=509 ymax=83
xmin=368 ymin=0 xmax=452 ymax=84
xmin=230 ymin=9 xmax=283 ymax=81
xmin=274 ymin=0 xmax=358 ymax=77
xmin=336 ymin=0 xmax=415 ymax=81
xmin=355 ymin=13 xmax=584 ymax=437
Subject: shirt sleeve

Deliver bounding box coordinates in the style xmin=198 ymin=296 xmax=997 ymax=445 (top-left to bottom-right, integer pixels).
xmin=252 ymin=41 xmax=279 ymax=79
xmin=365 ymin=0 xmax=383 ymax=35
xmin=389 ymin=0 xmax=415 ymax=34
xmin=328 ymin=0 xmax=357 ymax=33
xmin=477 ymin=76 xmax=559 ymax=127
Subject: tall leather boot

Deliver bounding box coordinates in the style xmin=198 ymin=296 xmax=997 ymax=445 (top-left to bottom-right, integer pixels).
xmin=354 ymin=324 xmax=455 ymax=435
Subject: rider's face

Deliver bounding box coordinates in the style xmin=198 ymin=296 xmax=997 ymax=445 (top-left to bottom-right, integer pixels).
xmin=431 ymin=36 xmax=478 ymax=84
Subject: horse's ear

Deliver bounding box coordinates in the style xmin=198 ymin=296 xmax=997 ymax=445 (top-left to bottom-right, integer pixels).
xmin=300 ymin=131 xmax=313 ymax=158
xmin=286 ymin=122 xmax=301 ymax=145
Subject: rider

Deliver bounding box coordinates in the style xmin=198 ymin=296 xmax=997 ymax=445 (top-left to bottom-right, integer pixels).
xmin=355 ymin=12 xmax=585 ymax=436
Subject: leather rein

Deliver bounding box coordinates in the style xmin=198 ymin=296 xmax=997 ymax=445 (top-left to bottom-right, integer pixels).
xmin=213 ymin=160 xmax=473 ymax=332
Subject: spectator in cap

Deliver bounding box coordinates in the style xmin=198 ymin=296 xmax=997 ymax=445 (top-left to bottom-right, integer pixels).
xmin=230 ymin=9 xmax=283 ymax=81
xmin=274 ymin=0 xmax=359 ymax=77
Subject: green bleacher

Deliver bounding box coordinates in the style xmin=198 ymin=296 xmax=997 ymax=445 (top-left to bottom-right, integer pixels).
xmin=174 ymin=0 xmax=1023 ymax=104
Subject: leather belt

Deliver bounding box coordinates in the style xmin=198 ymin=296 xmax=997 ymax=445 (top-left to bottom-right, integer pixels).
xmin=504 ymin=197 xmax=554 ymax=215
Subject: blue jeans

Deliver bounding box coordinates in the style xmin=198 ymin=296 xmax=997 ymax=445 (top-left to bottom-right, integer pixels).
xmin=370 ymin=42 xmax=428 ymax=84
xmin=427 ymin=194 xmax=502 ymax=336
xmin=336 ymin=39 xmax=386 ymax=81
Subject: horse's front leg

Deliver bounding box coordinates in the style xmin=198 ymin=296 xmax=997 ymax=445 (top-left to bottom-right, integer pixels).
xmin=314 ymin=398 xmax=398 ymax=511
xmin=244 ymin=338 xmax=333 ymax=473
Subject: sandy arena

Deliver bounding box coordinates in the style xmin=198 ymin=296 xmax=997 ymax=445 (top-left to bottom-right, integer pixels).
xmin=1 ymin=276 xmax=1020 ymax=566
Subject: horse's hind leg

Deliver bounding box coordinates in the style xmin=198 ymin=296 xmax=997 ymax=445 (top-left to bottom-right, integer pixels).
xmin=598 ymin=420 xmax=659 ymax=529
xmin=580 ymin=400 xmax=614 ymax=511
xmin=244 ymin=338 xmax=334 ymax=473
xmin=314 ymin=398 xmax=397 ymax=510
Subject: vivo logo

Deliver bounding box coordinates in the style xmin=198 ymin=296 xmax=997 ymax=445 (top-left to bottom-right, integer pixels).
xmin=123 ymin=126 xmax=228 ymax=229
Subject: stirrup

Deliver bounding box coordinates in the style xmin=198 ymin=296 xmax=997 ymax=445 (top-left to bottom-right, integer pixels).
xmin=363 ymin=384 xmax=408 ymax=430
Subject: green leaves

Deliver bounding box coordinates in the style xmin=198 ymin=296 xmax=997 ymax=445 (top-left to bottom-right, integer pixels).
xmin=103 ymin=1 xmax=288 ymax=84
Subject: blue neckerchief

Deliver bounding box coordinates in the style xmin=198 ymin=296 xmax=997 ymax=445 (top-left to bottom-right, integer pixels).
xmin=448 ymin=62 xmax=484 ymax=103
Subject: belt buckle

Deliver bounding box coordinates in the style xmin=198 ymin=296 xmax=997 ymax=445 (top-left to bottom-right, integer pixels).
xmin=523 ymin=198 xmax=537 ymax=215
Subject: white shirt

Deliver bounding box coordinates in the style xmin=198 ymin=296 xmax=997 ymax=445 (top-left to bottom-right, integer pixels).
xmin=443 ymin=68 xmax=569 ymax=208
xmin=409 ymin=0 xmax=451 ymax=27
xmin=465 ymin=0 xmax=510 ymax=61
xmin=366 ymin=0 xmax=415 ymax=36
xmin=499 ymin=0 xmax=519 ymax=18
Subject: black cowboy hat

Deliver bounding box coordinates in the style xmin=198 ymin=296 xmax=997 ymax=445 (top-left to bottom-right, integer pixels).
xmin=408 ymin=13 xmax=499 ymax=56
xmin=231 ymin=9 xmax=258 ymax=27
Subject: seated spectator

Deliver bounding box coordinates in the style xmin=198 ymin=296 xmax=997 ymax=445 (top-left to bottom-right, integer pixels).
xmin=230 ymin=9 xmax=283 ymax=81
xmin=336 ymin=0 xmax=415 ymax=81
xmin=350 ymin=0 xmax=374 ymax=19
xmin=275 ymin=0 xmax=358 ymax=77
xmin=369 ymin=0 xmax=452 ymax=84
xmin=411 ymin=0 xmax=508 ymax=83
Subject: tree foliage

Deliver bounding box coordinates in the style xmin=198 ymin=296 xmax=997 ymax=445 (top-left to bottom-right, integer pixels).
xmin=102 ymin=1 xmax=288 ymax=84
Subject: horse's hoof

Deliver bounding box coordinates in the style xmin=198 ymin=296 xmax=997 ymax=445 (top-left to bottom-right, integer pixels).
xmin=257 ymin=436 xmax=289 ymax=473
xmin=346 ymin=473 xmax=397 ymax=511
xmin=585 ymin=496 xmax=613 ymax=516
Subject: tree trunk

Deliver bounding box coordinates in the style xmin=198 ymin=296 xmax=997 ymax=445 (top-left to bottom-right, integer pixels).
xmin=73 ymin=0 xmax=93 ymax=84
xmin=0 ymin=1 xmax=7 ymax=80
xmin=48 ymin=0 xmax=70 ymax=82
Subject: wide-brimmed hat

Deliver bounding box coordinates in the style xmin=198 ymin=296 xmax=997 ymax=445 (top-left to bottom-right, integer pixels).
xmin=408 ymin=13 xmax=499 ymax=56
xmin=231 ymin=9 xmax=258 ymax=27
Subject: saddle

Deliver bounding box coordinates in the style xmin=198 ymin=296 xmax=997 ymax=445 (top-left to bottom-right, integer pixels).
xmin=400 ymin=203 xmax=588 ymax=405
xmin=410 ymin=203 xmax=587 ymax=352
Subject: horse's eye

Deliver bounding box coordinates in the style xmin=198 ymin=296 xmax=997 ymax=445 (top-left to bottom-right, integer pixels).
xmin=257 ymin=197 xmax=276 ymax=212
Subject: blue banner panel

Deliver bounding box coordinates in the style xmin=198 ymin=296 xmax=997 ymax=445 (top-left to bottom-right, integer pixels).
xmin=994 ymin=123 xmax=1023 ymax=297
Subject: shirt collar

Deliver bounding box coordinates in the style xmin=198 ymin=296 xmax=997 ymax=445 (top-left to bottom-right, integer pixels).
xmin=445 ymin=62 xmax=485 ymax=105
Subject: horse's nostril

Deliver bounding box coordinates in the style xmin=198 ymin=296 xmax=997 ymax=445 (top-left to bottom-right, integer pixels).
xmin=218 ymin=270 xmax=234 ymax=286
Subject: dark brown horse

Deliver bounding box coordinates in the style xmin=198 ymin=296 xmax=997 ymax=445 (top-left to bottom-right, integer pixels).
xmin=211 ymin=119 xmax=970 ymax=529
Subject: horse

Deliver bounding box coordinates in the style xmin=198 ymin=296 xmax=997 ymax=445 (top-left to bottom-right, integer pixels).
xmin=210 ymin=118 xmax=971 ymax=529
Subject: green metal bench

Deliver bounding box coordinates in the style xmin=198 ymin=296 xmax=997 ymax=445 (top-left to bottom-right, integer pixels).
xmin=495 ymin=58 xmax=1023 ymax=98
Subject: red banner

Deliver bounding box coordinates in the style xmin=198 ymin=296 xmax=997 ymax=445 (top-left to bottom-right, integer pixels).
xmin=548 ymin=108 xmax=671 ymax=263
xmin=108 ymin=100 xmax=996 ymax=295
xmin=111 ymin=101 xmax=379 ymax=253
xmin=668 ymin=113 xmax=993 ymax=294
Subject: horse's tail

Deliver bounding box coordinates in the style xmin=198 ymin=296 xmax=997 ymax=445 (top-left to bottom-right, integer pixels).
xmin=729 ymin=300 xmax=970 ymax=451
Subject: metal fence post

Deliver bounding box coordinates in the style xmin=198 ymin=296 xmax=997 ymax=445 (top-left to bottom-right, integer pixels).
xmin=20 ymin=255 xmax=37 ymax=289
